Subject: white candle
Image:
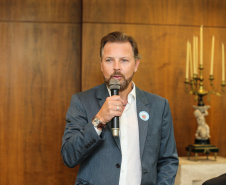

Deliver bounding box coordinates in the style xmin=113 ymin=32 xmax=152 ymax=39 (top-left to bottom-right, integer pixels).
xmin=186 ymin=41 xmax=189 ymax=78
xmin=189 ymin=42 xmax=193 ymax=78
xmin=200 ymin=25 xmax=203 ymax=65
xmin=223 ymin=43 xmax=225 ymax=81
xmin=210 ymin=36 xmax=215 ymax=75
xmin=193 ymin=36 xmax=196 ymax=74
xmin=196 ymin=36 xmax=199 ymax=70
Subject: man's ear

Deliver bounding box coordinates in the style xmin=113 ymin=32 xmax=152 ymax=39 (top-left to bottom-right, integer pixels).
xmin=134 ymin=59 xmax=140 ymax=72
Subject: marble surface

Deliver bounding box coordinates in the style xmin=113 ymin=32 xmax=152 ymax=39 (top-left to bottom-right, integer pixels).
xmin=175 ymin=156 xmax=226 ymax=185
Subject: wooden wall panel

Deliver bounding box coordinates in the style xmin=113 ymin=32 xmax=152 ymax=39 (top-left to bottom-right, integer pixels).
xmin=82 ymin=23 xmax=226 ymax=157
xmin=0 ymin=0 xmax=82 ymax=184
xmin=83 ymin=0 xmax=226 ymax=27
xmin=0 ymin=22 xmax=81 ymax=185
xmin=0 ymin=0 xmax=81 ymax=22
xmin=0 ymin=1 xmax=225 ymax=184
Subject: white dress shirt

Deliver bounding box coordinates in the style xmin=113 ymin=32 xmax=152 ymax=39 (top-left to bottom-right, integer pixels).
xmin=118 ymin=83 xmax=141 ymax=185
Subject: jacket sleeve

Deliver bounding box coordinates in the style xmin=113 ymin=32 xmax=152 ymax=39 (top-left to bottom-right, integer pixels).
xmin=157 ymin=99 xmax=179 ymax=185
xmin=61 ymin=94 xmax=104 ymax=168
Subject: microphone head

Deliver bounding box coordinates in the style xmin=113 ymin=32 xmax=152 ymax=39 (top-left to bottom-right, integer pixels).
xmin=109 ymin=79 xmax=120 ymax=90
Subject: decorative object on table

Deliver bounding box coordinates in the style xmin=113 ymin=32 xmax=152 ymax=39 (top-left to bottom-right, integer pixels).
xmin=193 ymin=105 xmax=210 ymax=141
xmin=184 ymin=25 xmax=225 ymax=161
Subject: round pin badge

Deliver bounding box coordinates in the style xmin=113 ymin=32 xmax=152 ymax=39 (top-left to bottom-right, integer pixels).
xmin=139 ymin=111 xmax=149 ymax=121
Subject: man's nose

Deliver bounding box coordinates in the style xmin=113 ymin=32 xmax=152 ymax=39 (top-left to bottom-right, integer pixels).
xmin=113 ymin=60 xmax=121 ymax=70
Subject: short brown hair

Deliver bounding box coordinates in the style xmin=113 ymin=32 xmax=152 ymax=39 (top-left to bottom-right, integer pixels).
xmin=100 ymin=31 xmax=141 ymax=60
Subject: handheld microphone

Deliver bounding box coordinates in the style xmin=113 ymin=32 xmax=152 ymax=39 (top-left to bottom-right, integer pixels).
xmin=109 ymin=79 xmax=121 ymax=137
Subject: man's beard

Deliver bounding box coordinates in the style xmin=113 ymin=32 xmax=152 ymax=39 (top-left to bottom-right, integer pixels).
xmin=104 ymin=71 xmax=134 ymax=92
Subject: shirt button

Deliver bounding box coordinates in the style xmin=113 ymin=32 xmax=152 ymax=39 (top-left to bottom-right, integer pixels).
xmin=116 ymin=163 xmax=121 ymax=168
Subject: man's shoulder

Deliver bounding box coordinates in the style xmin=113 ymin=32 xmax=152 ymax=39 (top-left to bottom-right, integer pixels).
xmin=136 ymin=87 xmax=166 ymax=102
xmin=72 ymin=83 xmax=106 ymax=100
xmin=136 ymin=87 xmax=171 ymax=112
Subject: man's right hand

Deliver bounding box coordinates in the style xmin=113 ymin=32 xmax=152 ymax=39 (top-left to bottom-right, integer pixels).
xmin=96 ymin=95 xmax=124 ymax=125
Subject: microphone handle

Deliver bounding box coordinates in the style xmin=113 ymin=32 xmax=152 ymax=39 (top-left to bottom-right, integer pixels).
xmin=112 ymin=116 xmax=119 ymax=137
xmin=111 ymin=89 xmax=119 ymax=137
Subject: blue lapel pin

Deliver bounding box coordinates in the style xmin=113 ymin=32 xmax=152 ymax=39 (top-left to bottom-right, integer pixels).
xmin=139 ymin=111 xmax=149 ymax=121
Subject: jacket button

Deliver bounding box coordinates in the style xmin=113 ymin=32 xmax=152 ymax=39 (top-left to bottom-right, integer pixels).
xmin=116 ymin=163 xmax=120 ymax=168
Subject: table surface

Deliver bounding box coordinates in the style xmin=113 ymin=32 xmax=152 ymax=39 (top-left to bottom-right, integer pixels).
xmin=179 ymin=156 xmax=226 ymax=165
xmin=175 ymin=156 xmax=226 ymax=185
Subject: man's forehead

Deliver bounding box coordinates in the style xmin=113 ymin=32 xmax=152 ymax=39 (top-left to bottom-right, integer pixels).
xmin=102 ymin=42 xmax=133 ymax=55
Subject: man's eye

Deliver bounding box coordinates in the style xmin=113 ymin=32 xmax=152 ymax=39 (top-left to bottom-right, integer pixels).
xmin=121 ymin=59 xmax=128 ymax=62
xmin=106 ymin=59 xmax=112 ymax=62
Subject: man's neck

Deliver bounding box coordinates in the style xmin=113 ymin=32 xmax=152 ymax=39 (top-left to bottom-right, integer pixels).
xmin=119 ymin=82 xmax=133 ymax=101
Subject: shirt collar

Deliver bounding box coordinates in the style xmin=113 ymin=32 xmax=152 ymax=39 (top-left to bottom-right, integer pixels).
xmin=106 ymin=81 xmax=136 ymax=102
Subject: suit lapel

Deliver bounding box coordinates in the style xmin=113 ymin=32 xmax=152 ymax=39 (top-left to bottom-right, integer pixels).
xmin=96 ymin=84 xmax=121 ymax=151
xmin=136 ymin=87 xmax=149 ymax=158
xmin=96 ymin=83 xmax=109 ymax=107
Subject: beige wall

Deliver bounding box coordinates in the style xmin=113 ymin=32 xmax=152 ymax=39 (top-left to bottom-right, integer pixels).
xmin=0 ymin=0 xmax=226 ymax=184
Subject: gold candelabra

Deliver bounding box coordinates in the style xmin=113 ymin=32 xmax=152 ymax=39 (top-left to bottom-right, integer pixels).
xmin=184 ymin=25 xmax=225 ymax=106
xmin=184 ymin=27 xmax=225 ymax=160
xmin=184 ymin=64 xmax=225 ymax=106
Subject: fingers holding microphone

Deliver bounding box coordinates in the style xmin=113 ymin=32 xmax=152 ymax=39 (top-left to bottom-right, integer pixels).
xmin=96 ymin=95 xmax=123 ymax=125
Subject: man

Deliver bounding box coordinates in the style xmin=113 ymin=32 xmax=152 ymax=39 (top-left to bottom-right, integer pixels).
xmin=61 ymin=31 xmax=178 ymax=185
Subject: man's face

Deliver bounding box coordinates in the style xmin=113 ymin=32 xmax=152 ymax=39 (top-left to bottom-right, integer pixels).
xmin=101 ymin=42 xmax=140 ymax=91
